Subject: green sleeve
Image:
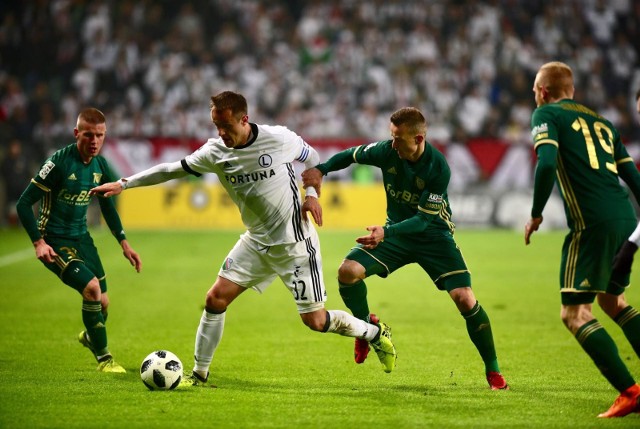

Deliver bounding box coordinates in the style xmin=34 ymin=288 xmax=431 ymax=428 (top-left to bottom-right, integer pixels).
xmin=383 ymin=211 xmax=433 ymax=238
xmin=16 ymin=182 xmax=45 ymax=243
xmin=383 ymin=157 xmax=449 ymax=238
xmin=531 ymin=144 xmax=558 ymax=218
xmin=618 ymin=161 xmax=640 ymax=205
xmin=316 ymin=147 xmax=359 ymax=175
xmin=98 ymin=197 xmax=126 ymax=243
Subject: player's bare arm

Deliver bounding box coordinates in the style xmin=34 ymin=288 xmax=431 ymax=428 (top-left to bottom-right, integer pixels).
xmin=120 ymin=239 xmax=142 ymax=273
xmin=301 ymin=168 xmax=323 ymax=197
xmin=524 ymin=216 xmax=543 ymax=245
xmin=33 ymin=238 xmax=57 ymax=263
xmin=355 ymin=225 xmax=385 ymax=249
xmin=90 ymin=180 xmax=124 ymax=198
xmin=302 ymin=196 xmax=323 ymax=227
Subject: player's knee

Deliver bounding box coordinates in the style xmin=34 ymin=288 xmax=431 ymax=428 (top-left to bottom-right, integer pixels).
xmin=338 ymin=260 xmax=365 ymax=284
xmin=82 ymin=278 xmax=101 ymax=301
xmin=449 ymin=287 xmax=475 ymax=312
xmin=300 ymin=311 xmax=326 ymax=332
xmin=204 ymin=289 xmax=228 ymax=312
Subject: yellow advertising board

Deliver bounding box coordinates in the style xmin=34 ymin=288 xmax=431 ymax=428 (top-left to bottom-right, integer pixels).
xmin=117 ymin=181 xmax=386 ymax=229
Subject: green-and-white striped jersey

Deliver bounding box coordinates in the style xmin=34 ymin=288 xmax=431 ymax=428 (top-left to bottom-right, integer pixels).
xmin=531 ymin=99 xmax=636 ymax=230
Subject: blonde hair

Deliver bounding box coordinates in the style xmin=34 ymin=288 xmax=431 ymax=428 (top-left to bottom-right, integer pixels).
xmin=538 ymin=62 xmax=574 ymax=100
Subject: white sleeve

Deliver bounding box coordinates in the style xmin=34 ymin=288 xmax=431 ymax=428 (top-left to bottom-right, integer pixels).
xmin=629 ymin=221 xmax=640 ymax=245
xmin=299 ymin=142 xmax=320 ymax=170
xmin=299 ymin=142 xmax=320 ymax=197
xmin=125 ymin=161 xmax=189 ymax=188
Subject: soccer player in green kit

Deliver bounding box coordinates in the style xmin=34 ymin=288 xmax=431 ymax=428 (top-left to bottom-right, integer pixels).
xmin=302 ymin=107 xmax=508 ymax=389
xmin=16 ymin=107 xmax=141 ymax=373
xmin=525 ymin=62 xmax=640 ymax=418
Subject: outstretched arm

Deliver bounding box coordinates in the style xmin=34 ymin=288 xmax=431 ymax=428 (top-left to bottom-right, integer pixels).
xmin=302 ymin=145 xmax=360 ymax=197
xmin=91 ymin=161 xmax=189 ymax=197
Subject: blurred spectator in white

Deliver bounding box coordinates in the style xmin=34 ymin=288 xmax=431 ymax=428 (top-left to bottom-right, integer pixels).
xmin=457 ymin=84 xmax=490 ymax=136
xmin=607 ymin=31 xmax=638 ymax=97
xmin=584 ymin=0 xmax=617 ymax=46
xmin=0 ymin=77 xmax=27 ymax=119
xmin=533 ymin=8 xmax=563 ymax=57
xmin=32 ymin=103 xmax=66 ymax=159
xmin=71 ymin=61 xmax=97 ymax=104
xmin=174 ymin=2 xmax=204 ymax=46
xmin=82 ymin=1 xmax=111 ymax=45
xmin=1 ymin=139 xmax=31 ymax=226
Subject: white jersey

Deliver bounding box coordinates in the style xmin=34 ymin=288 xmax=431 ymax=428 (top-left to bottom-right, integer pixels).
xmin=183 ymin=123 xmax=317 ymax=246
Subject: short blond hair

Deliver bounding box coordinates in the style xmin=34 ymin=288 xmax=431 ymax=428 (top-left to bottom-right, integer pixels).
xmin=538 ymin=62 xmax=574 ymax=100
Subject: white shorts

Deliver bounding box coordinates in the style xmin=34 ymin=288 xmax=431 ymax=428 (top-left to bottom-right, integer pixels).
xmin=218 ymin=229 xmax=327 ymax=314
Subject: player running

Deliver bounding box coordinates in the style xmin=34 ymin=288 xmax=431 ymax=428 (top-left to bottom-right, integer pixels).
xmin=91 ymin=91 xmax=397 ymax=384
xmin=302 ymin=106 xmax=508 ymax=390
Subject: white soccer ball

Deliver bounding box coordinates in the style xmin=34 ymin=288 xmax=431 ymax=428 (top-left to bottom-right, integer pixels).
xmin=140 ymin=350 xmax=183 ymax=390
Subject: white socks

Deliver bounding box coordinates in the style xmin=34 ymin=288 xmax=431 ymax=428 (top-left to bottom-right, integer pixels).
xmin=326 ymin=309 xmax=379 ymax=341
xmin=193 ymin=309 xmax=225 ymax=375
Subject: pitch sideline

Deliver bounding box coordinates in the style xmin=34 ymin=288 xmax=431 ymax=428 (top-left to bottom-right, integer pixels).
xmin=0 ymin=248 xmax=34 ymax=268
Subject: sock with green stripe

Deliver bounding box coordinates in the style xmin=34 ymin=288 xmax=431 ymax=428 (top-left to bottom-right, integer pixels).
xmin=338 ymin=280 xmax=370 ymax=320
xmin=575 ymin=319 xmax=635 ymax=391
xmin=614 ymin=305 xmax=640 ymax=358
xmin=461 ymin=301 xmax=500 ymax=373
xmin=82 ymin=300 xmax=109 ymax=357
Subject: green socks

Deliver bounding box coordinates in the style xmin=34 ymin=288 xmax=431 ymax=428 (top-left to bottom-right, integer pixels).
xmin=614 ymin=305 xmax=640 ymax=358
xmin=461 ymin=301 xmax=500 ymax=373
xmin=82 ymin=300 xmax=108 ymax=356
xmin=575 ymin=319 xmax=635 ymax=392
xmin=339 ymin=280 xmax=370 ymax=320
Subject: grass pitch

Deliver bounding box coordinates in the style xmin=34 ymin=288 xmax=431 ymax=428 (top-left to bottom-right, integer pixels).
xmin=0 ymin=227 xmax=639 ymax=428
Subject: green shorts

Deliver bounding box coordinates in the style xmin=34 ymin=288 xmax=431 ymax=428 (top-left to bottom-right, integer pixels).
xmin=346 ymin=229 xmax=471 ymax=292
xmin=560 ymin=219 xmax=636 ymax=305
xmin=42 ymin=233 xmax=107 ymax=294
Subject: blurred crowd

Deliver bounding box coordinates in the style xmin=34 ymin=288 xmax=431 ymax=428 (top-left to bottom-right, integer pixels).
xmin=1 ymin=0 xmax=640 ymax=224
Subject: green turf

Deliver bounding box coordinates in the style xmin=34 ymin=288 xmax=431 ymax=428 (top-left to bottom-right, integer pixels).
xmin=1 ymin=227 xmax=639 ymax=428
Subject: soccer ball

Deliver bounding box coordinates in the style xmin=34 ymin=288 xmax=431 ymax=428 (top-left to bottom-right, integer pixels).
xmin=140 ymin=350 xmax=183 ymax=390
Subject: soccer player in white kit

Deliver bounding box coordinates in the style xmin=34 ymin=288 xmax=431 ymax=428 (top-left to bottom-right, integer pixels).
xmin=91 ymin=91 xmax=397 ymax=383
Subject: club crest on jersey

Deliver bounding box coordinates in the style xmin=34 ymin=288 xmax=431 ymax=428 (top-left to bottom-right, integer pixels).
xmin=415 ymin=177 xmax=425 ymax=190
xmin=39 ymin=160 xmax=55 ymax=179
xmin=222 ymin=258 xmax=234 ymax=271
xmin=93 ymin=173 xmax=102 ymax=183
xmin=258 ymin=154 xmax=272 ymax=168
